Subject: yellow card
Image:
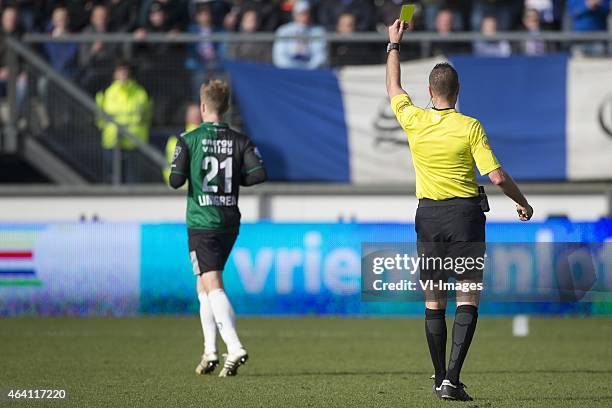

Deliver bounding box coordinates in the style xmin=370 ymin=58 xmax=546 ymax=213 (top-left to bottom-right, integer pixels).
xmin=399 ymin=4 xmax=415 ymax=23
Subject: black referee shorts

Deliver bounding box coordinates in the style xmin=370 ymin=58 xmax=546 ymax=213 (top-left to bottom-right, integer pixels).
xmin=188 ymin=229 xmax=238 ymax=275
xmin=415 ymin=198 xmax=486 ymax=282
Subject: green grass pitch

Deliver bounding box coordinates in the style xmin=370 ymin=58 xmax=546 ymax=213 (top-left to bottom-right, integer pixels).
xmin=2 ymin=317 xmax=611 ymax=407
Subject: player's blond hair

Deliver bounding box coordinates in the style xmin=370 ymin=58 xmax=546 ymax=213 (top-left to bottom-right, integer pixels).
xmin=200 ymin=80 xmax=230 ymax=115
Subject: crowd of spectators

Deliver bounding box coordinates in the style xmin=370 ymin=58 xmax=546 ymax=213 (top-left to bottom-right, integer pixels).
xmin=2 ymin=0 xmax=608 ymax=34
xmin=1 ymin=1 xmax=610 ymax=60
xmin=0 ymin=0 xmax=609 ymax=84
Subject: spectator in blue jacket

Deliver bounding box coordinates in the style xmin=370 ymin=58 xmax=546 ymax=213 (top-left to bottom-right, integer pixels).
xmin=273 ymin=1 xmax=327 ymax=69
xmin=43 ymin=6 xmax=78 ymax=79
xmin=185 ymin=5 xmax=226 ymax=99
xmin=568 ymin=0 xmax=610 ymax=31
xmin=568 ymin=0 xmax=610 ymax=55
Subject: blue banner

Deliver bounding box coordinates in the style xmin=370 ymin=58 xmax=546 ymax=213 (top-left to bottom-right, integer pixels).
xmin=449 ymin=55 xmax=568 ymax=181
xmin=225 ymin=57 xmax=576 ymax=183
xmin=225 ymin=60 xmax=350 ymax=182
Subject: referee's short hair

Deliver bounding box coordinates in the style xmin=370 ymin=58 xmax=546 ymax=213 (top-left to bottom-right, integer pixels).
xmin=200 ymin=79 xmax=230 ymax=115
xmin=429 ymin=63 xmax=459 ymax=100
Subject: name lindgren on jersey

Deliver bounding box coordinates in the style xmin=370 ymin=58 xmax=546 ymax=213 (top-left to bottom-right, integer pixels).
xmin=197 ymin=194 xmax=237 ymax=207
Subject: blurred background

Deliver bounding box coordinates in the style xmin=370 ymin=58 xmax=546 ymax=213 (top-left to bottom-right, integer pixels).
xmin=0 ymin=0 xmax=611 ymax=317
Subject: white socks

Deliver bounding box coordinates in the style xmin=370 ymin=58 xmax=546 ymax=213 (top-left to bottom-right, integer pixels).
xmin=207 ymin=288 xmax=243 ymax=354
xmin=197 ymin=291 xmax=217 ymax=355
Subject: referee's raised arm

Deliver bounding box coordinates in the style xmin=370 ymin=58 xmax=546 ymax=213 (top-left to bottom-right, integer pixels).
xmin=386 ymin=19 xmax=408 ymax=99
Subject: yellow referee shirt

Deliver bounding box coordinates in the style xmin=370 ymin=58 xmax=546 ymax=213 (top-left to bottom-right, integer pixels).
xmin=391 ymin=93 xmax=501 ymax=200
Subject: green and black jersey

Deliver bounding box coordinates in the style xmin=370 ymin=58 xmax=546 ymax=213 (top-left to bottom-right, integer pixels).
xmin=169 ymin=122 xmax=267 ymax=231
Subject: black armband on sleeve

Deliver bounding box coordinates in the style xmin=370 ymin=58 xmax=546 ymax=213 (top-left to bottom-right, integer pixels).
xmin=242 ymin=166 xmax=268 ymax=186
xmin=169 ymin=137 xmax=189 ymax=189
xmin=169 ymin=172 xmax=187 ymax=190
xmin=240 ymin=139 xmax=267 ymax=186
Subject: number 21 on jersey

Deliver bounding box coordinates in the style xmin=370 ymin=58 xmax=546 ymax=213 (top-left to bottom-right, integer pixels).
xmin=202 ymin=156 xmax=232 ymax=194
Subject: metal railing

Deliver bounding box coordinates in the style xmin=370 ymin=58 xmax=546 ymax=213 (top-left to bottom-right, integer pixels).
xmin=19 ymin=30 xmax=612 ymax=62
xmin=19 ymin=31 xmax=612 ymax=43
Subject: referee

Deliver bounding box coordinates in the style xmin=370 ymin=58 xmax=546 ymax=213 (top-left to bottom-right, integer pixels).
xmin=386 ymin=20 xmax=533 ymax=401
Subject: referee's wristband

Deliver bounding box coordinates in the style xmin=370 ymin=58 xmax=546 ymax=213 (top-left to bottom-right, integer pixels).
xmin=387 ymin=42 xmax=400 ymax=53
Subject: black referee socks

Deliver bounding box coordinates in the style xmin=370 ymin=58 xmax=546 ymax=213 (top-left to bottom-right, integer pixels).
xmin=446 ymin=304 xmax=478 ymax=385
xmin=425 ymin=308 xmax=447 ymax=388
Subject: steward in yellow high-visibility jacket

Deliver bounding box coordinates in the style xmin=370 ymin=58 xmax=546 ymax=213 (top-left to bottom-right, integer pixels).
xmin=96 ymin=61 xmax=152 ymax=183
xmin=96 ymin=62 xmax=152 ymax=150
